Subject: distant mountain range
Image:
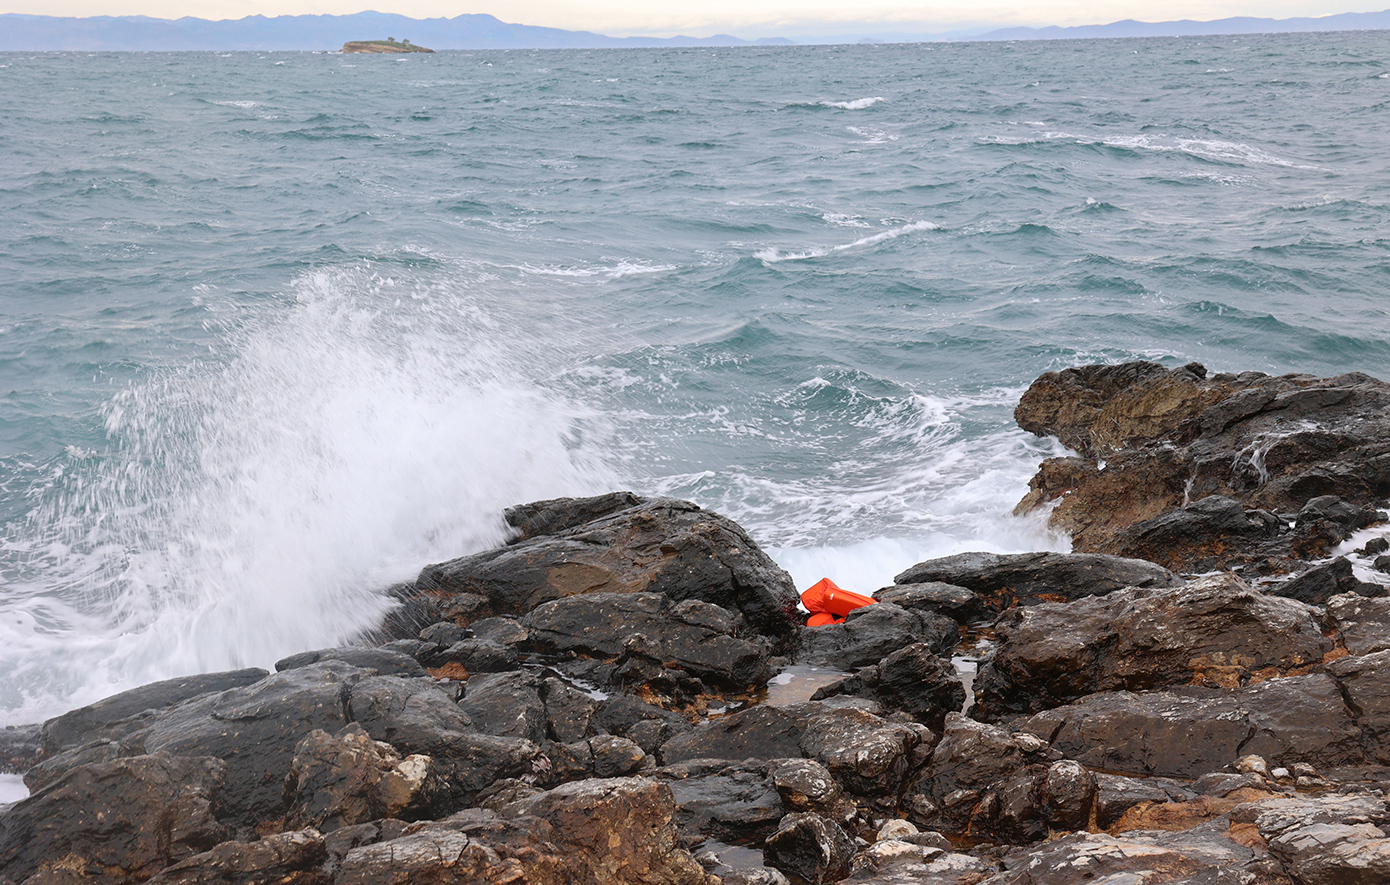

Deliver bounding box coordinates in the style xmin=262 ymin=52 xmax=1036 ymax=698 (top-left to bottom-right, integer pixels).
xmin=0 ymin=8 xmax=1387 ymax=52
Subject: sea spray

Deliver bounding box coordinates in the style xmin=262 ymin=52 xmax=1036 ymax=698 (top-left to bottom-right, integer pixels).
xmin=0 ymin=265 xmax=616 ymax=724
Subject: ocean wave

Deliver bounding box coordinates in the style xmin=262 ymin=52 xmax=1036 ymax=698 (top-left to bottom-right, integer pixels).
xmin=821 ymin=97 xmax=885 ymax=110
xmin=756 ymin=220 xmax=939 ymax=263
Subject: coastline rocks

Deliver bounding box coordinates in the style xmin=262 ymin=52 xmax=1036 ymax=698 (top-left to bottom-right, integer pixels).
xmin=142 ymin=828 xmax=328 ymax=885
xmin=0 ymin=753 xmax=230 ymax=884
xmin=1242 ymin=794 xmax=1390 ymax=885
xmin=971 ymin=573 xmax=1330 ymax=721
xmin=658 ymin=760 xmax=787 ymax=843
xmin=796 ymin=602 xmax=958 ymax=669
xmin=1014 ymin=361 xmax=1390 ymax=571
xmin=412 ymin=494 xmax=801 ymax=648
xmin=763 ymin=812 xmax=856 ymax=884
xmin=891 ymin=551 xmax=1180 ymax=614
xmin=810 ymin=642 xmax=965 ymax=731
xmin=283 ymin=724 xmax=442 ymax=831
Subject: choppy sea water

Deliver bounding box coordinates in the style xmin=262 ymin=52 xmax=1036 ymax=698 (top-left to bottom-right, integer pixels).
xmin=2 ymin=33 xmax=1389 ymax=726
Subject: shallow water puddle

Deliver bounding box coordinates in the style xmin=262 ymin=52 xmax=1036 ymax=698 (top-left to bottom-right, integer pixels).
xmin=763 ymin=664 xmax=850 ymax=707
xmin=953 ymin=628 xmax=998 ymax=713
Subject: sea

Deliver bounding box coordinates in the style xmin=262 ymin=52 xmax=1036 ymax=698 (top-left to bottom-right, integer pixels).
xmin=2 ymin=32 xmax=1389 ymax=744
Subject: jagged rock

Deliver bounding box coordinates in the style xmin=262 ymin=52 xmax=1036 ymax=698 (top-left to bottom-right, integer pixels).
xmin=1327 ymin=651 xmax=1390 ymax=764
xmin=971 ymin=573 xmax=1330 ymax=720
xmin=336 ymin=777 xmax=715 ymax=885
xmin=658 ymin=760 xmax=786 ymax=842
xmin=523 ymin=592 xmax=773 ymax=689
xmin=0 ymin=753 xmax=229 ymax=884
xmin=468 ymin=616 xmax=531 ymax=646
xmin=846 ymin=849 xmax=993 ymax=884
xmin=863 ymin=642 xmax=966 ymax=730
xmin=541 ymin=677 xmax=599 ymax=743
xmin=141 ymin=662 xmax=364 ymax=828
xmin=24 ymin=732 xmax=148 ymax=792
xmin=984 ymin=824 xmax=1294 ymax=884
xmin=459 ymin=670 xmax=547 ymax=743
xmin=1014 ymin=361 xmax=1390 ymax=571
xmin=1328 ymin=592 xmax=1390 ymax=655
xmin=1107 ymin=495 xmax=1290 ymax=573
xmin=435 ymin=638 xmax=520 ymax=673
xmin=534 ymin=734 xmax=648 ymax=784
xmin=345 ymin=674 xmax=474 ymax=751
xmin=1022 ymin=675 xmax=1360 ymax=778
xmin=872 ymin=582 xmax=991 ymax=625
xmin=273 ymin=647 xmax=427 ymax=678
xmin=39 ymin=668 xmax=268 ymax=755
xmin=412 ymin=494 xmax=801 ymax=647
xmin=796 ymin=603 xmax=958 ymax=669
xmin=662 ymin=705 xmax=806 ymax=764
xmin=1040 ymin=760 xmax=1095 ymax=831
xmin=1242 ymin=793 xmax=1390 ymax=885
xmin=1272 ymin=556 xmax=1384 ymax=605
xmin=143 ymin=828 xmax=329 ymax=885
xmin=771 ymin=759 xmax=858 ymax=826
xmin=763 ymin=812 xmax=856 ymax=885
xmin=592 ymin=694 xmax=687 ymax=753
xmin=904 ymin=713 xmax=1058 ymax=836
xmin=1092 ymin=773 xmax=1198 ymax=829
xmin=892 ymin=551 xmax=1179 ymax=613
xmin=283 ymin=724 xmax=441 ymax=832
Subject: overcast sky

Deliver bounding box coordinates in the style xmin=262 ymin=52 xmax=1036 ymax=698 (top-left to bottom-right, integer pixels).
xmin=4 ymin=0 xmax=1387 ymax=37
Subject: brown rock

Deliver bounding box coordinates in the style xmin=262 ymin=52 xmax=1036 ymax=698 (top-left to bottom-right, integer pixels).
xmin=143 ymin=829 xmax=329 ymax=885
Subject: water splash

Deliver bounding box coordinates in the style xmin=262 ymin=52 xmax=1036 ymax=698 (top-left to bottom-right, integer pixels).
xmin=0 ymin=265 xmax=615 ymax=724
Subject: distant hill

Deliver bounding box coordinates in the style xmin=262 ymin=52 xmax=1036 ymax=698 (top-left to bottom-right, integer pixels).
xmin=978 ymin=9 xmax=1390 ymax=40
xmin=0 ymin=8 xmax=1387 ymax=52
xmin=0 ymin=11 xmax=794 ymax=51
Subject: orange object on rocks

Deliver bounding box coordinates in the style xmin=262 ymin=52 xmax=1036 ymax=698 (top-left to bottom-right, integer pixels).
xmin=801 ymin=577 xmax=876 ymax=626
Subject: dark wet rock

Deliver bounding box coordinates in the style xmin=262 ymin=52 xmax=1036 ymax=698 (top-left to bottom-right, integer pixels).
xmin=414 ymin=494 xmax=801 ymax=647
xmin=1192 ymin=771 xmax=1273 ymax=798
xmin=345 ymin=673 xmax=474 ymax=752
xmin=1274 ymin=556 xmax=1385 ymax=605
xmin=541 ymin=676 xmax=598 ymax=742
xmin=0 ymin=753 xmax=229 ymax=885
xmin=39 ymin=668 xmax=268 ymax=755
xmin=283 ymin=723 xmax=442 ymax=832
xmin=1359 ymin=536 xmax=1390 ymax=556
xmin=770 ymin=758 xmax=858 ymax=826
xmin=1328 ymin=592 xmax=1390 ymax=655
xmin=987 ymin=823 xmax=1294 ymax=885
xmin=1377 ymin=554 xmax=1390 ymax=573
xmin=1014 ymin=361 xmax=1390 ymax=572
xmin=592 ymin=693 xmax=687 ymax=753
xmin=524 ymin=592 xmax=773 ymax=690
xmin=763 ymin=812 xmax=856 ymax=885
xmin=23 ymin=733 xmax=148 ymax=792
xmin=846 ymin=848 xmax=994 ymax=884
xmin=1107 ymin=495 xmax=1291 ymax=574
xmin=903 ymin=713 xmax=1058 ymax=836
xmin=436 ymin=638 xmax=521 ymax=673
xmin=459 ymin=670 xmax=547 ymax=742
xmin=796 ymin=603 xmax=958 ymax=670
xmin=1241 ymin=793 xmax=1390 ymax=885
xmin=273 ymin=647 xmax=427 ymax=678
xmin=663 ymin=705 xmax=805 ymax=764
xmin=892 ymin=551 xmax=1179 ymax=613
xmin=418 ymin=620 xmax=468 ymax=646
xmin=143 ymin=828 xmax=329 ymax=885
xmin=972 ymin=573 xmax=1330 ymax=721
xmin=862 ymin=642 xmax=966 ymax=730
xmin=1327 ymin=651 xmax=1390 ymax=764
xmin=141 ymin=662 xmax=362 ymax=828
xmin=0 ymin=724 xmax=41 ymax=775
xmin=468 ymin=615 xmax=531 ymax=646
xmin=1040 ymin=759 xmax=1095 ymax=831
xmin=872 ymin=582 xmax=991 ymax=625
xmin=1023 ymin=674 xmax=1360 ymax=779
xmin=1092 ymin=772 xmax=1198 ymax=829
xmin=657 ymin=760 xmax=786 ymax=843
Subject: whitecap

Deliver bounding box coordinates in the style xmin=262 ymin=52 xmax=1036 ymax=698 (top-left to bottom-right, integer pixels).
xmin=820 ymin=96 xmax=885 ymax=110
xmin=755 ymin=220 xmax=939 ymax=263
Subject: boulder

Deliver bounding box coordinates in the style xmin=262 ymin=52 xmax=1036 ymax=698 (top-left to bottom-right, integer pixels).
xmin=39 ymin=668 xmax=268 ymax=755
xmin=141 ymin=662 xmax=362 ymax=828
xmin=458 ymin=670 xmax=548 ymax=743
xmin=1273 ymin=556 xmax=1384 ymax=605
xmin=658 ymin=760 xmax=787 ymax=843
xmin=972 ymin=573 xmax=1330 ymax=720
xmin=763 ymin=812 xmax=856 ymax=885
xmin=283 ymin=724 xmax=442 ymax=832
xmin=541 ymin=676 xmax=599 ymax=743
xmin=1328 ymin=592 xmax=1390 ymax=655
xmin=1107 ymin=495 xmax=1290 ymax=574
xmin=142 ymin=828 xmax=328 ymax=885
xmin=892 ymin=551 xmax=1179 ymax=612
xmin=872 ymin=581 xmax=990 ymax=625
xmin=1327 ymin=651 xmax=1390 ymax=763
xmin=846 ymin=849 xmax=994 ymax=884
xmin=0 ymin=753 xmax=229 ymax=884
xmin=1013 ymin=361 xmax=1390 ymax=571
xmin=344 ymin=674 xmax=474 ymax=753
xmin=796 ymin=603 xmax=958 ymax=669
xmin=273 ymin=647 xmax=427 ymax=678
xmin=524 ymin=592 xmax=773 ymax=689
xmin=1023 ymin=675 xmax=1361 ymax=778
xmin=0 ymin=724 xmax=42 ymax=775
xmin=770 ymin=759 xmax=858 ymax=826
xmin=413 ymin=494 xmax=801 ymax=647
xmin=1242 ymin=793 xmax=1390 ymax=885
xmin=860 ymin=642 xmax=966 ymax=730
xmin=1092 ymin=772 xmax=1197 ymax=830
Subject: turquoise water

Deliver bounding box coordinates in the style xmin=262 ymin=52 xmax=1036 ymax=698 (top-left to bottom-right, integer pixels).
xmin=2 ymin=33 xmax=1389 ymax=723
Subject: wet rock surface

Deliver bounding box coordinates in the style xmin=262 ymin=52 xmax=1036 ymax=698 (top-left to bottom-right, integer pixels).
xmin=7 ymin=419 xmax=1390 ymax=885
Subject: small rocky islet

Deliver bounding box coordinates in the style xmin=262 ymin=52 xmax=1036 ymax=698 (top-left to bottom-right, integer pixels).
xmin=5 ymin=360 xmax=1390 ymax=884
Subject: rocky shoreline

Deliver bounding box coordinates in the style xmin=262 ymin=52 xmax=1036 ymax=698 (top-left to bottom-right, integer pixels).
xmin=5 ymin=360 xmax=1390 ymax=884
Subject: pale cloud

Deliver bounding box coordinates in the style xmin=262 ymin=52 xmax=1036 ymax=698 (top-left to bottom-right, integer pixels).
xmin=1 ymin=0 xmax=1385 ymax=36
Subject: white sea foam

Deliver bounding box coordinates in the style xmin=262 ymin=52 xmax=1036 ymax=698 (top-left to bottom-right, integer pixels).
xmin=820 ymin=97 xmax=885 ymax=110
xmin=0 ymin=266 xmax=616 ymax=725
xmin=211 ymin=100 xmax=259 ymax=108
xmin=755 ymin=220 xmax=939 ymax=263
xmin=981 ymin=129 xmax=1319 ymax=170
xmin=0 ymin=774 xmax=28 ymax=806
